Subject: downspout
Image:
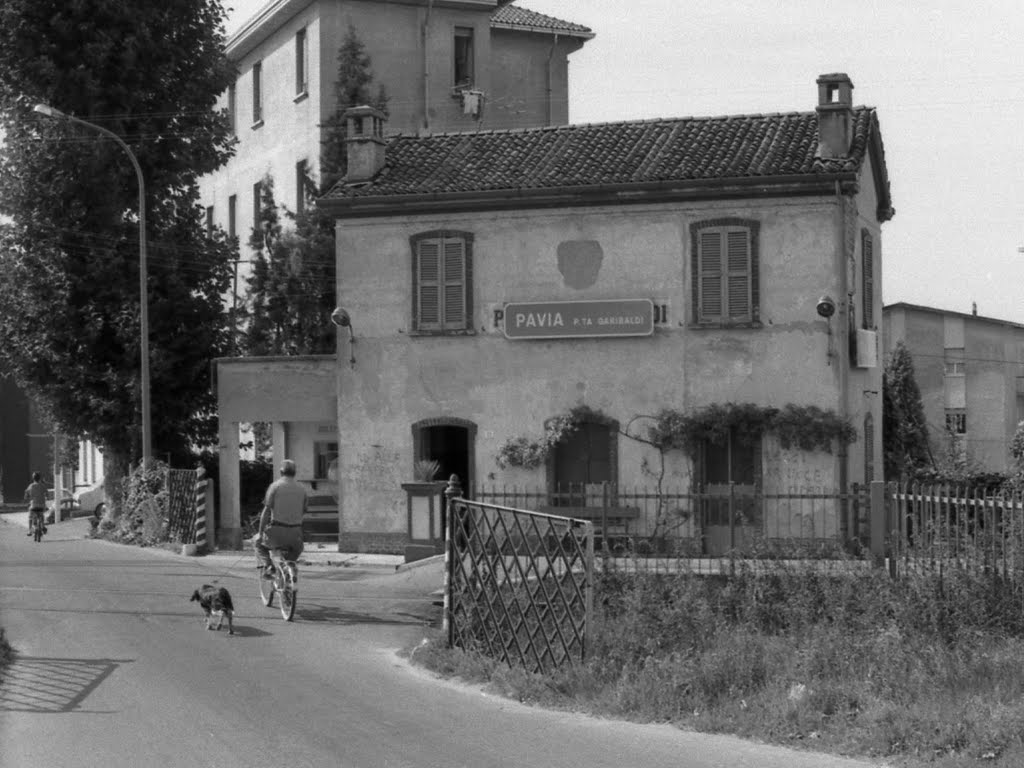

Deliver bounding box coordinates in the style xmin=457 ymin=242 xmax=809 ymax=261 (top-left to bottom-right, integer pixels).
xmin=545 ymin=33 xmax=559 ymax=126
xmin=835 ymin=180 xmax=851 ymax=544
xmin=422 ymin=0 xmax=434 ymax=133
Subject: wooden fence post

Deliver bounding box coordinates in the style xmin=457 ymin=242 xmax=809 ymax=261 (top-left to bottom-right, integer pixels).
xmin=870 ymin=480 xmax=887 ymax=568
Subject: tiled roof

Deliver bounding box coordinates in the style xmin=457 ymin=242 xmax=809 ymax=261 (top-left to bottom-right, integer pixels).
xmin=491 ymin=4 xmax=594 ymax=38
xmin=324 ymin=107 xmax=890 ymax=206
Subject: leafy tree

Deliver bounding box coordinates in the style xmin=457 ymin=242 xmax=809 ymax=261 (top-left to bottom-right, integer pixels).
xmin=240 ymin=175 xmax=335 ymax=355
xmin=0 ymin=0 xmax=237 ymax=476
xmin=239 ymin=23 xmax=388 ymax=355
xmin=320 ymin=22 xmax=390 ymax=191
xmin=882 ymin=341 xmax=934 ymax=479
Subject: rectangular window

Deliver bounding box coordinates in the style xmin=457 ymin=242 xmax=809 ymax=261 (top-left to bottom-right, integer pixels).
xmin=228 ymin=194 xmax=237 ymax=239
xmin=227 ymin=82 xmax=236 ymax=134
xmin=295 ymin=28 xmax=308 ymax=96
xmin=411 ymin=231 xmax=474 ymax=333
xmin=295 ymin=159 xmax=307 ymax=216
xmin=692 ymin=220 xmax=759 ymax=325
xmin=944 ymin=347 xmax=965 ymax=376
xmin=252 ymin=61 xmax=263 ymax=124
xmin=862 ymin=229 xmax=874 ymax=328
xmin=253 ymin=181 xmax=262 ymax=234
xmin=205 ymin=206 xmax=214 ymax=236
xmin=454 ymin=27 xmax=474 ymax=88
xmin=314 ymin=441 xmax=338 ymax=480
xmin=945 ymin=409 xmax=967 ymax=435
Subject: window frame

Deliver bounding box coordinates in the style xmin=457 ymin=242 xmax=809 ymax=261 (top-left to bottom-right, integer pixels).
xmin=690 ymin=218 xmax=760 ymax=327
xmin=862 ymin=229 xmax=875 ymax=329
xmin=227 ymin=82 xmax=237 ymax=135
xmin=295 ymin=159 xmax=307 ymax=216
xmin=410 ymin=230 xmax=474 ymax=335
xmin=945 ymin=408 xmax=967 ymax=435
xmin=252 ymin=60 xmax=263 ymax=126
xmin=453 ymin=27 xmax=474 ymax=89
xmin=227 ymin=194 xmax=237 ymax=240
xmin=295 ymin=28 xmax=308 ymax=97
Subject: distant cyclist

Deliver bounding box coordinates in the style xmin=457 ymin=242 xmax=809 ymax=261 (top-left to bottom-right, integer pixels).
xmin=254 ymin=459 xmax=308 ymax=577
xmin=24 ymin=472 xmax=47 ymax=538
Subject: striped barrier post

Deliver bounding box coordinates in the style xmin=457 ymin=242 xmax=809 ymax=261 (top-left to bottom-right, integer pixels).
xmin=194 ymin=466 xmax=208 ymax=553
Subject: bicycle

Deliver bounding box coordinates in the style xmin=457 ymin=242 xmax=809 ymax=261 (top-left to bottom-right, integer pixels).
xmin=29 ymin=509 xmax=47 ymax=543
xmin=258 ymin=548 xmax=298 ymax=622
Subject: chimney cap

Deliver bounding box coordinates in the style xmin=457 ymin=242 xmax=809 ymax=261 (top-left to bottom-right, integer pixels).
xmin=343 ymin=104 xmax=387 ymax=120
xmin=816 ymin=72 xmax=854 ymax=87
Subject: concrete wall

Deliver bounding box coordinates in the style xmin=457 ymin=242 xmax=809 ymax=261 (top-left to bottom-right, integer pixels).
xmin=883 ymin=304 xmax=1024 ymax=473
xmin=199 ymin=0 xmax=580 ymax=274
xmin=215 ymin=356 xmax=335 ymax=547
xmin=334 ymin=194 xmax=879 ymax=550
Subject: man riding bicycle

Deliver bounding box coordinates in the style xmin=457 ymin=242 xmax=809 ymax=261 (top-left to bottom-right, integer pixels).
xmin=24 ymin=472 xmax=47 ymax=538
xmin=254 ymin=459 xmax=308 ymax=578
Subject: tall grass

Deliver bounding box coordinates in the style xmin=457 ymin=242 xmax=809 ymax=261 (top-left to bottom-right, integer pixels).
xmin=414 ymin=563 xmax=1024 ymax=766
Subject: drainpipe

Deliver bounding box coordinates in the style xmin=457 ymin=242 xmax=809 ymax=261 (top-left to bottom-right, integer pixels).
xmin=422 ymin=0 xmax=434 ymax=133
xmin=835 ymin=180 xmax=851 ymax=544
xmin=546 ymin=33 xmax=559 ymax=126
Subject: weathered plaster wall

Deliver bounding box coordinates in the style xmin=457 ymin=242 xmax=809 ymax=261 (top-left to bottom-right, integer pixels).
xmin=335 ymin=197 xmax=860 ymax=542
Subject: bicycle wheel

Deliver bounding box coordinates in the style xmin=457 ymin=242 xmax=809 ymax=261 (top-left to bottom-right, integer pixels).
xmin=278 ymin=563 xmax=296 ymax=622
xmin=33 ymin=523 xmax=42 ymax=542
xmin=258 ymin=565 xmax=275 ymax=607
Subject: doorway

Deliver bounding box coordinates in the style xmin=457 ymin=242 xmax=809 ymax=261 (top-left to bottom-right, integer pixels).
xmin=413 ymin=419 xmax=475 ymax=494
xmin=701 ymin=432 xmax=761 ymax=555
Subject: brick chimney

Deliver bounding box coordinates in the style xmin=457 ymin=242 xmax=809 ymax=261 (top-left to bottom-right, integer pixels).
xmin=343 ymin=105 xmax=387 ymax=182
xmin=815 ymin=73 xmax=854 ymax=159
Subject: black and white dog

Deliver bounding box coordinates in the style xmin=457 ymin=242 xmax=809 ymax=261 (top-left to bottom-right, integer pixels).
xmin=189 ymin=584 xmax=235 ymax=635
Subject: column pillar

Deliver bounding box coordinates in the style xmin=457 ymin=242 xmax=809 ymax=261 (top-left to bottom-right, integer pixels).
xmin=218 ymin=418 xmax=242 ymax=550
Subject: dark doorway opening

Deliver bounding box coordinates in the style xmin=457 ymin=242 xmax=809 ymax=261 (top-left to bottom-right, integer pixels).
xmin=415 ymin=422 xmax=474 ymax=494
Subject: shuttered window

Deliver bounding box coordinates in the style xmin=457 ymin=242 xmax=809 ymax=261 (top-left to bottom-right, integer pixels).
xmin=862 ymin=229 xmax=874 ymax=329
xmin=411 ymin=231 xmax=473 ymax=333
xmin=691 ymin=219 xmax=759 ymax=325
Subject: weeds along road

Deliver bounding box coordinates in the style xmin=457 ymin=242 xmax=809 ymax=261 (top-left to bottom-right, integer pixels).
xmin=0 ymin=515 xmax=880 ymax=768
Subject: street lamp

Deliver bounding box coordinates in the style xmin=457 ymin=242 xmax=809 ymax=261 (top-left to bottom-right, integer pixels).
xmin=33 ymin=103 xmax=152 ymax=466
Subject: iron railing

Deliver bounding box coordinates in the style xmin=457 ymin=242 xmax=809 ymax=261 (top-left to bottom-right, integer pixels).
xmin=445 ymin=497 xmax=594 ymax=674
xmin=471 ymin=482 xmax=870 ymax=564
xmin=888 ymin=483 xmax=1024 ymax=580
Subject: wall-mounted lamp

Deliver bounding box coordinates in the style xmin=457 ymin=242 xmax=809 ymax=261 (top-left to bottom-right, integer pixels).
xmin=331 ymin=307 xmax=356 ymax=368
xmin=816 ymin=295 xmax=837 ymax=365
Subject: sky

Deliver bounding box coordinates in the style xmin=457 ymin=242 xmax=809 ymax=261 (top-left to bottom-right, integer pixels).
xmin=232 ymin=1 xmax=1019 ymax=324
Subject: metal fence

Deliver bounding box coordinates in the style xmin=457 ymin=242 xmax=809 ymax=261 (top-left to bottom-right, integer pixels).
xmin=471 ymin=483 xmax=870 ymax=568
xmin=887 ymin=483 xmax=1024 ymax=580
xmin=444 ymin=497 xmax=594 ymax=674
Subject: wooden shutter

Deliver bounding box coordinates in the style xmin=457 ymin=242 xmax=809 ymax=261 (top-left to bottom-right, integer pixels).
xmin=862 ymin=231 xmax=874 ymax=328
xmin=442 ymin=238 xmax=466 ymax=330
xmin=864 ymin=413 xmax=874 ymax=483
xmin=725 ymin=229 xmax=751 ymax=320
xmin=417 ymin=239 xmax=441 ymax=329
xmin=698 ymin=231 xmax=723 ymax=321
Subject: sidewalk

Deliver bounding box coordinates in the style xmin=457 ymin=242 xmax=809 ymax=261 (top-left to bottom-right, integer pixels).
xmin=0 ymin=508 xmax=422 ymax=572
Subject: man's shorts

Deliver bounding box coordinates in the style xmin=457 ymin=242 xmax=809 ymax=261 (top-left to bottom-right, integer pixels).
xmin=263 ymin=523 xmax=304 ymax=562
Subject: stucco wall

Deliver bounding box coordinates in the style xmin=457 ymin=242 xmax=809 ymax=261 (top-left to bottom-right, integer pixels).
xmin=334 ymin=197 xmax=863 ymax=541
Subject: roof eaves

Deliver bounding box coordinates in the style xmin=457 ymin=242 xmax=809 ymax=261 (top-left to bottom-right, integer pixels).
xmin=489 ymin=20 xmax=595 ymax=39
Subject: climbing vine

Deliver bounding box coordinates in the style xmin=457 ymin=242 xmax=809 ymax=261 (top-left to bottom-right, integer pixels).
xmin=646 ymin=403 xmax=856 ymax=455
xmin=494 ymin=405 xmax=615 ymax=470
xmin=495 ymin=402 xmax=856 ymax=470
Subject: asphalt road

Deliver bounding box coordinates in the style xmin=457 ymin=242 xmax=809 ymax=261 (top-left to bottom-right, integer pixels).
xmin=0 ymin=514 xmax=880 ymax=768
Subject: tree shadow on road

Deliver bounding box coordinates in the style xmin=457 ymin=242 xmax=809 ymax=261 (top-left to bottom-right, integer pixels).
xmin=295 ymin=600 xmax=438 ymax=627
xmin=0 ymin=655 xmax=132 ymax=713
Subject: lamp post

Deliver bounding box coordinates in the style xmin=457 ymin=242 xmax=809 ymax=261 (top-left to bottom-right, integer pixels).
xmin=33 ymin=103 xmax=152 ymax=466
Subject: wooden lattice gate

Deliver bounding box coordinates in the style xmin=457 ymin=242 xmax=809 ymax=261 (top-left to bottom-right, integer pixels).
xmin=444 ymin=498 xmax=594 ymax=674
